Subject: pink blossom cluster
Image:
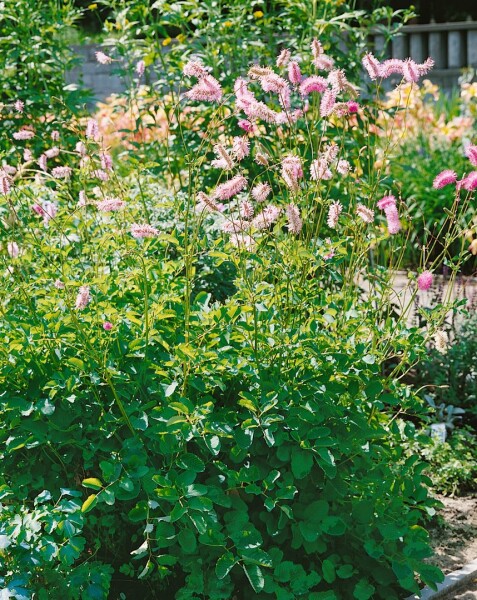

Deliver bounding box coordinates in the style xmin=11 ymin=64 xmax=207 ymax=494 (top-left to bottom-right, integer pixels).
xmin=432 ymin=146 xmax=477 ymax=192
xmin=183 ymin=59 xmax=222 ymax=103
xmin=362 ymin=53 xmax=434 ymax=83
xmin=377 ymin=195 xmax=401 ymax=234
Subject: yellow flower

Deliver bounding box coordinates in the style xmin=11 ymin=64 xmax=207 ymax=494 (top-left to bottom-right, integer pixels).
xmin=176 ymin=33 xmax=186 ymax=43
xmin=162 ymin=37 xmax=172 ymax=46
xmin=253 ymin=10 xmax=264 ymax=18
xmin=224 ymin=21 xmax=233 ymax=28
xmin=87 ymin=3 xmax=97 ymax=9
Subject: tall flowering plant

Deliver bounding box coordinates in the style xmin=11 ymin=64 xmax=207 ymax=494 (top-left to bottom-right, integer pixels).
xmin=0 ymin=38 xmax=474 ymax=600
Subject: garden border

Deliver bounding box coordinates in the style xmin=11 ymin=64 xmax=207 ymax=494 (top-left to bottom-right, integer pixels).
xmin=406 ymin=558 xmax=477 ymax=600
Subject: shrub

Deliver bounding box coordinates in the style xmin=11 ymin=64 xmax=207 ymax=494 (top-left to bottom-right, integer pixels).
xmin=0 ymin=33 xmax=472 ymax=600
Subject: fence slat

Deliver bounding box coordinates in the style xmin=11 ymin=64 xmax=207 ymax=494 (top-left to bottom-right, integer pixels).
xmin=429 ymin=31 xmax=447 ymax=69
xmin=448 ymin=31 xmax=466 ymax=68
xmin=468 ymin=30 xmax=477 ymax=67
xmin=409 ymin=32 xmax=426 ymax=63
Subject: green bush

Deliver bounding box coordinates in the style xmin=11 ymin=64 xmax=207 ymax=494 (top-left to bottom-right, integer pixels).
xmin=0 ymin=24 xmax=470 ymax=600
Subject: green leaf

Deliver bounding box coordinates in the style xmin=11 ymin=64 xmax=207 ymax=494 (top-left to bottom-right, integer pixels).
xmin=82 ymin=477 xmax=103 ymax=490
xmin=316 ymin=448 xmax=336 ymax=478
xmin=81 ymin=494 xmax=98 ymax=513
xmin=353 ymin=578 xmax=375 ymax=600
xmin=291 ymin=449 xmax=313 ymax=479
xmin=322 ymin=559 xmax=336 ymax=584
xmin=216 ymin=552 xmax=236 ymax=579
xmin=416 ymin=563 xmax=444 ymax=590
xmin=243 ymin=564 xmax=265 ymax=593
xmin=178 ymin=528 xmax=197 ymax=554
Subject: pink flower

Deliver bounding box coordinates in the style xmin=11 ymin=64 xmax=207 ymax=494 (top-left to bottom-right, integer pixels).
xmin=78 ymin=190 xmax=87 ymax=207
xmin=299 ymin=76 xmax=328 ymax=96
xmin=310 ymin=158 xmax=332 ymax=181
xmin=347 ymin=100 xmax=359 ymax=113
xmin=238 ymin=119 xmax=254 ymax=133
xmin=23 ymin=149 xmax=33 ymax=162
xmin=186 ymin=74 xmax=222 ymax=102
xmin=286 ymin=203 xmax=303 ymax=234
xmin=239 ymin=200 xmax=254 ymax=219
xmin=232 ymin=136 xmax=250 ymax=161
xmin=45 ymin=147 xmax=60 ymax=159
xmin=76 ymin=141 xmax=87 ymax=156
xmin=276 ymin=48 xmax=291 ymax=68
xmin=100 ymin=152 xmax=113 ymax=171
xmin=75 ymin=286 xmax=90 ymax=310
xmin=377 ymin=195 xmax=401 ymax=234
xmin=103 ymin=321 xmax=113 ymax=331
xmin=212 ymin=144 xmax=235 ymax=171
xmin=461 ymin=171 xmax=477 ymax=191
xmin=336 ymin=159 xmax=350 ymax=176
xmin=377 ymin=195 xmax=396 ymax=210
xmin=466 ymin=145 xmax=477 ymax=167
xmin=136 ymin=60 xmax=145 ymax=77
xmin=327 ymin=201 xmax=342 ymax=229
xmin=52 ymin=166 xmax=72 ymax=180
xmin=86 ymin=119 xmax=99 ymax=140
xmin=213 ymin=175 xmax=247 ymax=200
xmin=229 ymin=233 xmax=256 ymax=251
xmin=13 ymin=129 xmax=34 ymax=140
xmin=130 ymin=223 xmax=160 ymax=238
xmin=402 ymin=59 xmax=420 ymax=83
xmin=251 ymin=204 xmax=282 ymax=229
xmin=183 ymin=59 xmax=207 ymax=78
xmin=196 ymin=191 xmax=224 ymax=212
xmin=311 ymin=39 xmax=323 ymax=63
xmin=41 ymin=201 xmax=58 ymax=225
xmin=379 ymin=59 xmax=404 ymax=78
xmin=315 ymin=55 xmax=334 ymax=71
xmin=433 ymin=169 xmax=457 ymax=189
xmin=417 ymin=271 xmax=433 ymax=291
xmin=96 ymin=51 xmax=112 ymax=65
xmin=320 ymin=88 xmax=336 ymax=117
xmin=356 ymin=204 xmax=374 ymax=223
xmin=327 ymin=69 xmax=348 ymax=93
xmin=51 ymin=130 xmax=60 ymax=142
xmin=7 ymin=241 xmax=19 ymax=258
xmin=38 ymin=154 xmax=48 ymax=171
xmin=92 ymin=169 xmax=109 ymax=181
xmin=251 ymin=182 xmax=271 ymax=203
xmin=0 ymin=175 xmax=11 ymax=195
xmin=362 ymin=53 xmax=382 ymax=80
xmin=260 ymin=73 xmax=291 ymax=109
xmin=96 ymin=197 xmax=126 ymax=212
xmin=54 ymin=279 xmax=65 ymax=289
xmin=14 ymin=100 xmax=24 ymax=113
xmin=281 ymin=155 xmax=303 ymax=191
xmin=288 ymin=61 xmax=302 ymax=85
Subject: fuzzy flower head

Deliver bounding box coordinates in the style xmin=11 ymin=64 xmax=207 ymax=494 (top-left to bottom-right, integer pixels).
xmin=96 ymin=51 xmax=112 ymax=65
xmin=52 ymin=166 xmax=72 ymax=180
xmin=183 ymin=59 xmax=208 ymax=78
xmin=377 ymin=195 xmax=396 ymax=211
xmin=356 ymin=204 xmax=374 ymax=223
xmin=327 ymin=201 xmax=343 ymax=229
xmin=251 ymin=182 xmax=271 ymax=203
xmin=13 ymin=129 xmax=34 ymax=141
xmin=213 ymin=175 xmax=247 ymax=201
xmin=362 ymin=53 xmax=382 ymax=80
xmin=232 ymin=137 xmax=250 ymax=161
xmin=417 ymin=270 xmax=433 ymax=291
xmin=130 ymin=223 xmax=160 ymax=238
xmin=86 ymin=119 xmax=99 ymax=140
xmin=434 ymin=329 xmax=448 ymax=354
xmin=238 ymin=119 xmax=254 ymax=133
xmin=186 ymin=74 xmax=222 ymax=102
xmin=466 ymin=145 xmax=477 ymax=167
xmin=7 ymin=241 xmax=19 ymax=258
xmin=251 ymin=204 xmax=282 ymax=230
xmin=0 ymin=175 xmax=11 ymax=195
xmin=433 ymin=169 xmax=457 ymax=189
xmin=299 ymin=76 xmax=328 ymax=97
xmin=288 ymin=61 xmax=302 ymax=85
xmin=14 ymin=100 xmax=24 ymax=113
xmin=103 ymin=321 xmax=113 ymax=331
xmin=276 ymin=48 xmax=291 ymax=68
xmin=75 ymin=286 xmax=90 ymax=310
xmin=310 ymin=158 xmax=332 ymax=181
xmin=286 ymin=203 xmax=303 ymax=234
xmin=96 ymin=197 xmax=126 ymax=212
xmin=136 ymin=60 xmax=145 ymax=77
xmin=45 ymin=147 xmax=60 ymax=159
xmin=461 ymin=171 xmax=477 ymax=191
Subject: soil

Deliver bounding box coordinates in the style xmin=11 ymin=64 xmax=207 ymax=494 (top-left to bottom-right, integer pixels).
xmin=426 ymin=494 xmax=477 ymax=598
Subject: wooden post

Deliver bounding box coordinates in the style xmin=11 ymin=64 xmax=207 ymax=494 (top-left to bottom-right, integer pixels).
xmin=448 ymin=31 xmax=465 ymax=68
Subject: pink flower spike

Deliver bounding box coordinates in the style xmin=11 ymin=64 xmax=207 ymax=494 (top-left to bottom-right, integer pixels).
xmin=14 ymin=100 xmax=24 ymax=113
xmin=402 ymin=59 xmax=420 ymax=83
xmin=286 ymin=203 xmax=302 ymax=234
xmin=356 ymin=204 xmax=374 ymax=223
xmin=183 ymin=59 xmax=207 ymax=78
xmin=103 ymin=321 xmax=113 ymax=331
xmin=327 ymin=201 xmax=343 ymax=229
xmin=417 ymin=271 xmax=433 ymax=291
xmin=288 ymin=61 xmax=302 ymax=85
xmin=377 ymin=195 xmax=396 ymax=210
xmin=13 ymin=129 xmax=34 ymax=140
xmin=130 ymin=223 xmax=160 ymax=238
xmin=276 ymin=48 xmax=291 ymax=68
xmin=347 ymin=100 xmax=359 ymax=113
xmin=0 ymin=175 xmax=11 ymax=195
xmin=238 ymin=119 xmax=253 ymax=133
xmin=213 ymin=175 xmax=247 ymax=200
xmin=251 ymin=182 xmax=271 ymax=203
xmin=96 ymin=51 xmax=112 ymax=65
xmin=384 ymin=205 xmax=401 ymax=235
xmin=461 ymin=171 xmax=477 ymax=191
xmin=433 ymin=169 xmax=457 ymax=189
xmin=466 ymin=145 xmax=477 ymax=166
xmin=96 ymin=197 xmax=126 ymax=212
xmin=52 ymin=166 xmax=72 ymax=180
xmin=54 ymin=279 xmax=65 ymax=289
xmin=362 ymin=53 xmax=382 ymax=80
xmin=136 ymin=60 xmax=145 ymax=77
xmin=51 ymin=130 xmax=60 ymax=141
xmin=320 ymin=88 xmax=336 ymax=117
xmin=299 ymin=76 xmax=328 ymax=96
xmin=7 ymin=241 xmax=19 ymax=258
xmin=186 ymin=74 xmax=222 ymax=102
xmin=75 ymin=286 xmax=90 ymax=310
xmin=86 ymin=118 xmax=99 ymax=140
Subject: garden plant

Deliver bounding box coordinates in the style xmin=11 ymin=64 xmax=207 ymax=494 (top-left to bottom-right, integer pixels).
xmin=1 ymin=3 xmax=477 ymax=600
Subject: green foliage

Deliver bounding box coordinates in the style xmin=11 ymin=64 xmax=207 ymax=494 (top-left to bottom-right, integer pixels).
xmin=0 ymin=0 xmax=90 ymax=157
xmin=406 ymin=428 xmax=477 ymax=496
